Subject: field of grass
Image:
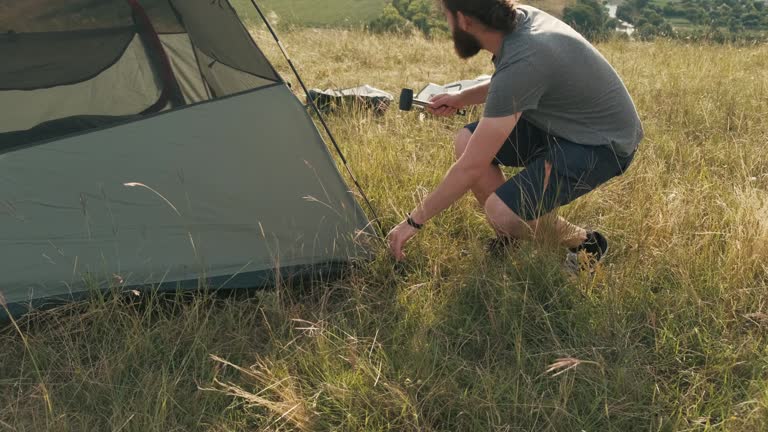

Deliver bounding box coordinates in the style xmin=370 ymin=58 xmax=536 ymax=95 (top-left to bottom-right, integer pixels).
xmin=232 ymin=0 xmax=388 ymax=27
xmin=2 ymin=29 xmax=768 ymax=431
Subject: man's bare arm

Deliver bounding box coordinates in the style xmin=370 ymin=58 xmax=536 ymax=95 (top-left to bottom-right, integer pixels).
xmin=410 ymin=113 xmax=521 ymax=224
xmin=457 ymin=81 xmax=491 ymax=106
xmin=428 ymin=82 xmax=491 ymax=116
xmin=387 ymin=113 xmax=522 ymax=260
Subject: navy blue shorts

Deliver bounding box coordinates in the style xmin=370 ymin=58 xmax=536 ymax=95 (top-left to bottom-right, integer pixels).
xmin=465 ymin=119 xmax=635 ymax=221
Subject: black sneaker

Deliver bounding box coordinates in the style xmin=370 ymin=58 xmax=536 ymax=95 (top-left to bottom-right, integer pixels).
xmin=564 ymin=231 xmax=608 ymax=273
xmin=485 ymin=235 xmax=519 ymax=255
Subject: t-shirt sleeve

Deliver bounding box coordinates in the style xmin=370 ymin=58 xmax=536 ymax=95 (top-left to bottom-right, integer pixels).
xmin=484 ymin=59 xmax=547 ymax=118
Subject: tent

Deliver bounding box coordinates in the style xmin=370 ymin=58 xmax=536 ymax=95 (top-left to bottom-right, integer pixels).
xmin=0 ymin=0 xmax=375 ymax=321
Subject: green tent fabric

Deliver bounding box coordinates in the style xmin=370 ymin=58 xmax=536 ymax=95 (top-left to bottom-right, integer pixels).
xmin=0 ymin=0 xmax=373 ymax=321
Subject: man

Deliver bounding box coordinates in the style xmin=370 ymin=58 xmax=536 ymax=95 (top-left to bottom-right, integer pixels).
xmin=387 ymin=0 xmax=643 ymax=271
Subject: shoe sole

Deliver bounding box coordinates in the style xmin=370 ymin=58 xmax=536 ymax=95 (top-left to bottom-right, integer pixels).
xmin=564 ymin=242 xmax=609 ymax=274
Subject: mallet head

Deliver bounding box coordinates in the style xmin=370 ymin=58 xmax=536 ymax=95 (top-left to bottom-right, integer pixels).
xmin=399 ymin=88 xmax=416 ymax=111
xmin=399 ymin=88 xmax=466 ymax=115
xmin=399 ymin=88 xmax=431 ymax=111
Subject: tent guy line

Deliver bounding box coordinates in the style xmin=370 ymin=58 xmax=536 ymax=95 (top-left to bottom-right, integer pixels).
xmin=248 ymin=0 xmax=384 ymax=237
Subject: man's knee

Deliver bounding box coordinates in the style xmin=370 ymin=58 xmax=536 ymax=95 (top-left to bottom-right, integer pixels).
xmin=485 ymin=193 xmax=527 ymax=235
xmin=454 ymin=127 xmax=472 ymax=160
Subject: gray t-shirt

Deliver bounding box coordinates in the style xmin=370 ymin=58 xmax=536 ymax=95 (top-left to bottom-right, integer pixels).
xmin=484 ymin=6 xmax=643 ymax=157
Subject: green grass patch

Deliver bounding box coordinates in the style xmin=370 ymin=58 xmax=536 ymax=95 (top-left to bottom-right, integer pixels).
xmin=232 ymin=0 xmax=388 ymax=27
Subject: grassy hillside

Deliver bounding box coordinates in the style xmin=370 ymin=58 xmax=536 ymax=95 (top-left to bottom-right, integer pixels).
xmin=233 ymin=0 xmax=574 ymax=27
xmin=2 ymin=1 xmax=574 ymax=31
xmin=526 ymin=0 xmax=576 ymax=16
xmin=233 ymin=0 xmax=388 ymax=27
xmin=2 ymin=30 xmax=768 ymax=431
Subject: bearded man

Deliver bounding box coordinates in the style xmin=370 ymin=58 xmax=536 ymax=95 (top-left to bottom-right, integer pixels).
xmin=387 ymin=0 xmax=643 ymax=271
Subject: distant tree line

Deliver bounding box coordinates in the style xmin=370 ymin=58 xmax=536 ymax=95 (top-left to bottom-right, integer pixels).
xmin=620 ymin=0 xmax=768 ymax=30
xmin=368 ymin=0 xmax=624 ymax=41
xmin=556 ymin=0 xmax=768 ymax=42
xmin=368 ymin=0 xmax=448 ymax=36
xmin=618 ymin=0 xmax=768 ymax=40
xmin=368 ymin=0 xmax=768 ymax=43
xmin=562 ymin=0 xmax=619 ymax=40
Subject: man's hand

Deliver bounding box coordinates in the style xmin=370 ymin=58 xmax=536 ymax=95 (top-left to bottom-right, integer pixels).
xmin=387 ymin=220 xmax=419 ymax=261
xmin=427 ymin=92 xmax=464 ymax=117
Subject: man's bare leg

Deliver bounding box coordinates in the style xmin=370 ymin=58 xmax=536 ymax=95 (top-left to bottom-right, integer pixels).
xmin=528 ymin=212 xmax=588 ymax=249
xmin=454 ymin=128 xmax=587 ymax=248
xmin=454 ymin=128 xmax=505 ymax=206
xmin=484 ymin=194 xmax=588 ymax=249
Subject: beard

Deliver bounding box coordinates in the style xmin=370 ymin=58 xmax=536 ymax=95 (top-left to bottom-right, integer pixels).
xmin=452 ymin=27 xmax=482 ymax=59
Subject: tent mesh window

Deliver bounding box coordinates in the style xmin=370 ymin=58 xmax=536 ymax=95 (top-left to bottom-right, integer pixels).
xmin=0 ymin=0 xmax=281 ymax=148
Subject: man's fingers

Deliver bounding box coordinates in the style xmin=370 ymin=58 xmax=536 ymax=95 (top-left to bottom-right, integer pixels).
xmin=426 ymin=106 xmax=446 ymax=116
xmin=427 ymin=102 xmax=442 ymax=113
xmin=428 ymin=95 xmax=452 ymax=110
xmin=427 ymin=95 xmax=460 ymax=117
xmin=444 ymin=107 xmax=458 ymax=116
xmin=435 ymin=106 xmax=457 ymax=117
xmin=387 ymin=232 xmax=402 ymax=260
xmin=393 ymin=237 xmax=405 ymax=261
xmin=429 ymin=94 xmax=447 ymax=104
xmin=390 ymin=238 xmax=403 ymax=261
xmin=388 ymin=235 xmax=397 ymax=256
xmin=391 ymin=229 xmax=411 ymax=261
xmin=427 ymin=101 xmax=448 ymax=114
xmin=395 ymin=239 xmax=406 ymax=261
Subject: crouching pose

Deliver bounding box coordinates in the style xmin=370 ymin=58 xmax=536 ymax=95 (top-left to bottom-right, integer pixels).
xmin=387 ymin=0 xmax=643 ymax=271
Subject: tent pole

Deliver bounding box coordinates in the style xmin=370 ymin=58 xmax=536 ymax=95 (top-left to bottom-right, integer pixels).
xmin=244 ymin=1 xmax=384 ymax=238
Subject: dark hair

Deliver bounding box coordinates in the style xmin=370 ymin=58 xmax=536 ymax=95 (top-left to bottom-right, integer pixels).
xmin=440 ymin=0 xmax=519 ymax=33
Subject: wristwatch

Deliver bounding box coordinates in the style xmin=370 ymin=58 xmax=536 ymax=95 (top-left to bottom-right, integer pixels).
xmin=406 ymin=213 xmax=423 ymax=230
